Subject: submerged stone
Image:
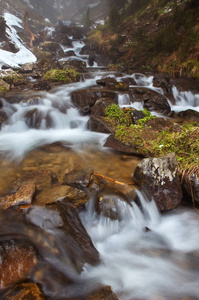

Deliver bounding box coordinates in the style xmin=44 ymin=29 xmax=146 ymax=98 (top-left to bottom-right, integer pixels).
xmin=0 ymin=241 xmax=38 ymax=291
xmin=0 ymin=182 xmax=36 ymax=210
xmin=0 ymin=282 xmax=45 ymax=300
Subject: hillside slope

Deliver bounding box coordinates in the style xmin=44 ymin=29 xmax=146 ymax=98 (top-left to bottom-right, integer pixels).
xmin=87 ymin=0 xmax=199 ymax=78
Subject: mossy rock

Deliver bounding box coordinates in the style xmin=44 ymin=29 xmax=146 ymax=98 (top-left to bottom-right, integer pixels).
xmin=2 ymin=72 xmax=26 ymax=86
xmin=33 ymin=47 xmax=53 ymax=60
xmin=0 ymin=79 xmax=10 ymax=91
xmin=115 ymin=82 xmax=129 ymax=91
xmin=42 ymin=68 xmax=79 ymax=84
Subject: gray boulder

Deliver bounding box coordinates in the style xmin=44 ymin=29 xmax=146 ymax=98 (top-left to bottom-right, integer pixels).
xmin=134 ymin=153 xmax=182 ymax=211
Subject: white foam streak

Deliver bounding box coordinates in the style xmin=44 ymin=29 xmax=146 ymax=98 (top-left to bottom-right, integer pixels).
xmin=170 ymin=86 xmax=199 ymax=112
xmin=81 ymin=192 xmax=199 ymax=299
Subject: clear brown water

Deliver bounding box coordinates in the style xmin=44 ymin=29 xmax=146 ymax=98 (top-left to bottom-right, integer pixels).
xmin=0 ymin=62 xmax=199 ymax=299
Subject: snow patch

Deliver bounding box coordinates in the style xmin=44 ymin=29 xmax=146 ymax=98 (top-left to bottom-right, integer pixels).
xmin=0 ymin=12 xmax=36 ymax=69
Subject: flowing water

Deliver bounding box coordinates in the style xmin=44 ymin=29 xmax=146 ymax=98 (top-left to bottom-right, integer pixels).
xmin=0 ymin=35 xmax=199 ymax=299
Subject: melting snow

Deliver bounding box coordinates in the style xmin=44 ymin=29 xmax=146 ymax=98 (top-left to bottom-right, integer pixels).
xmin=0 ymin=12 xmax=37 ymax=69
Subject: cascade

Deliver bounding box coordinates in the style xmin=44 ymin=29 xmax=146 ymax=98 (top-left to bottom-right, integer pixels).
xmin=0 ymin=33 xmax=199 ymax=300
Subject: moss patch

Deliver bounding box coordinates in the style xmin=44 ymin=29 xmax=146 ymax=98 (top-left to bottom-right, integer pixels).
xmin=43 ymin=68 xmax=79 ymax=84
xmin=104 ymin=104 xmax=199 ymax=169
xmin=2 ymin=72 xmax=25 ymax=86
xmin=115 ymin=120 xmax=199 ymax=169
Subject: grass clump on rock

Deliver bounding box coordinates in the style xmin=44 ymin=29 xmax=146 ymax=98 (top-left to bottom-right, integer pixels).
xmin=105 ymin=104 xmax=199 ymax=169
xmin=115 ymin=120 xmax=199 ymax=169
xmin=43 ymin=68 xmax=79 ymax=84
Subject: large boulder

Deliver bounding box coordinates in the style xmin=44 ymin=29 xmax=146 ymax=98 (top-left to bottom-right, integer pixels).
xmin=91 ymin=97 xmax=115 ymax=117
xmin=96 ymin=77 xmax=129 ymax=91
xmin=61 ymin=60 xmax=86 ymax=72
xmin=133 ymin=153 xmax=182 ymax=211
xmin=177 ymin=109 xmax=199 ymax=120
xmin=71 ymin=89 xmax=117 ymax=115
xmin=94 ymin=187 xmax=132 ymax=221
xmin=88 ymin=115 xmax=113 ymax=133
xmin=39 ymin=41 xmax=64 ymax=57
xmin=153 ymin=73 xmax=173 ymax=95
xmin=142 ymin=91 xmax=171 ymax=114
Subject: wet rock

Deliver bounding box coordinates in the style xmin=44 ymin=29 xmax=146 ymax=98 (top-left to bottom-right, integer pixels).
xmin=88 ymin=50 xmax=95 ymax=66
xmin=121 ymin=76 xmax=137 ymax=86
xmin=133 ymin=153 xmax=183 ymax=211
xmin=33 ymin=81 xmax=51 ymax=91
xmin=91 ymin=97 xmax=115 ymax=117
xmin=0 ymin=182 xmax=36 ymax=210
xmin=39 ymin=41 xmax=64 ymax=57
xmin=71 ymin=89 xmax=117 ymax=114
xmin=0 ymin=110 xmax=7 ymax=128
xmin=130 ymin=109 xmax=146 ymax=124
xmin=153 ymin=73 xmax=172 ymax=95
xmin=88 ymin=115 xmax=113 ymax=133
xmin=35 ymin=57 xmax=60 ymax=72
xmin=180 ymin=171 xmax=199 ymax=205
xmin=26 ymin=202 xmax=99 ymax=271
xmin=96 ymin=78 xmax=129 ymax=91
xmin=0 ymin=79 xmax=10 ymax=91
xmin=177 ymin=109 xmax=199 ymax=120
xmin=2 ymin=41 xmax=19 ymax=53
xmin=24 ymin=108 xmax=40 ymax=128
xmin=55 ymin=24 xmax=85 ymax=40
xmin=86 ymin=286 xmax=118 ymax=300
xmin=52 ymin=34 xmax=73 ymax=48
xmin=94 ymin=187 xmax=131 ymax=221
xmin=142 ymin=91 xmax=171 ymax=114
xmin=36 ymin=185 xmax=89 ymax=207
xmin=64 ymin=50 xmax=76 ymax=57
xmin=104 ymin=131 xmax=142 ymax=155
xmin=94 ymin=53 xmax=112 ymax=67
xmin=0 ymin=241 xmax=38 ymax=291
xmin=62 ymin=167 xmax=93 ymax=189
xmin=0 ymin=282 xmax=45 ymax=300
xmin=12 ymin=169 xmax=56 ymax=193
xmin=19 ymin=63 xmax=35 ymax=73
xmin=96 ymin=77 xmax=117 ymax=89
xmin=86 ymin=175 xmax=105 ymax=197
xmin=62 ymin=60 xmax=86 ymax=72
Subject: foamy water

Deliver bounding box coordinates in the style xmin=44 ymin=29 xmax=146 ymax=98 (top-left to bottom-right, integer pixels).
xmin=80 ymin=191 xmax=199 ymax=300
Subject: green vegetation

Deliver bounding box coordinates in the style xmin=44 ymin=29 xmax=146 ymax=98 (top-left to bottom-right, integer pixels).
xmin=87 ymin=0 xmax=199 ymax=78
xmin=43 ymin=69 xmax=79 ymax=84
xmin=0 ymin=86 xmax=7 ymax=92
xmin=104 ymin=104 xmax=199 ymax=169
xmin=1 ymin=72 xmax=25 ymax=86
xmin=105 ymin=104 xmax=132 ymax=126
xmin=105 ymin=104 xmax=156 ymax=127
xmin=115 ymin=120 xmax=199 ymax=169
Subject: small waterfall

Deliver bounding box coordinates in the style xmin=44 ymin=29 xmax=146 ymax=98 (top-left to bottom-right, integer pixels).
xmin=131 ymin=73 xmax=154 ymax=86
xmin=0 ymin=77 xmax=108 ymax=160
xmin=170 ymin=86 xmax=199 ymax=112
xmin=80 ymin=191 xmax=199 ymax=300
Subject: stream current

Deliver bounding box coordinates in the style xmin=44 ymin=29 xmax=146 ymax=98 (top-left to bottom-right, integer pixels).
xmin=0 ymin=38 xmax=199 ymax=299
